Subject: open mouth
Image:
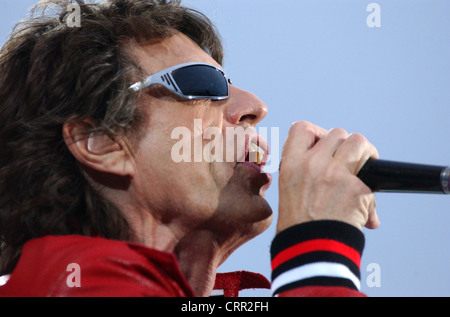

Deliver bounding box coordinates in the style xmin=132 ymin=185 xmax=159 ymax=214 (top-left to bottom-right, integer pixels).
xmin=245 ymin=142 xmax=266 ymax=167
xmin=234 ymin=135 xmax=273 ymax=190
xmin=242 ymin=136 xmax=269 ymax=171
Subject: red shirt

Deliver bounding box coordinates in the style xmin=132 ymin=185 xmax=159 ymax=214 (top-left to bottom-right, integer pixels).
xmin=0 ymin=235 xmax=271 ymax=297
xmin=0 ymin=221 xmax=365 ymax=297
xmin=0 ymin=235 xmax=194 ymax=297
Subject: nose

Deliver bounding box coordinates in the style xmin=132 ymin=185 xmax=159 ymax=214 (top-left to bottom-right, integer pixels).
xmin=224 ymin=85 xmax=268 ymax=127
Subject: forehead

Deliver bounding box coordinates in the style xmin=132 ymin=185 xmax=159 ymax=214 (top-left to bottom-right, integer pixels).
xmin=127 ymin=32 xmax=221 ymax=76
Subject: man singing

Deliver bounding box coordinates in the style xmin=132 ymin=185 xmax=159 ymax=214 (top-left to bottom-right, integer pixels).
xmin=0 ymin=0 xmax=379 ymax=297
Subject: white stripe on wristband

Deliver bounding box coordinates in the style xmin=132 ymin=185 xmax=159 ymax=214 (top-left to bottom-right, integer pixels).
xmin=271 ymin=262 xmax=361 ymax=296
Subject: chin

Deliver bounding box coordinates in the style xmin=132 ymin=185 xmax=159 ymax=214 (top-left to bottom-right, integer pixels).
xmin=249 ymin=211 xmax=273 ymax=237
xmin=252 ymin=200 xmax=274 ymax=232
xmin=233 ymin=195 xmax=273 ymax=235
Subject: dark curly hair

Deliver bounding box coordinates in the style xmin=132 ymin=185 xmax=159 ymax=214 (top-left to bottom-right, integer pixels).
xmin=0 ymin=0 xmax=223 ymax=275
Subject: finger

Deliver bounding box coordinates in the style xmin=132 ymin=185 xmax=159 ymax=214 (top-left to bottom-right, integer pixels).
xmin=333 ymin=133 xmax=379 ymax=175
xmin=365 ymin=196 xmax=380 ymax=229
xmin=313 ymin=128 xmax=349 ymax=158
xmin=282 ymin=121 xmax=328 ymax=159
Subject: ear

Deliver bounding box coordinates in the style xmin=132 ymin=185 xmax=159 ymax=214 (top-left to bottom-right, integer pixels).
xmin=63 ymin=121 xmax=135 ymax=178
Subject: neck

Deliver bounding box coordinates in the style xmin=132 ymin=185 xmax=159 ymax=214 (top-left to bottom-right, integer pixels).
xmin=124 ymin=209 xmax=227 ymax=296
xmin=173 ymin=230 xmax=225 ymax=297
xmin=106 ymin=190 xmax=245 ymax=296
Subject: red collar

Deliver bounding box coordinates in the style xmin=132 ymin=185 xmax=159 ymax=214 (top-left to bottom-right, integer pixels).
xmin=213 ymin=271 xmax=270 ymax=297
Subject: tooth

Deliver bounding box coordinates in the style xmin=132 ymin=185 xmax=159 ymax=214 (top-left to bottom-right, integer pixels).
xmin=249 ymin=143 xmax=264 ymax=165
xmin=257 ymin=146 xmax=264 ymax=165
xmin=249 ymin=143 xmax=257 ymax=152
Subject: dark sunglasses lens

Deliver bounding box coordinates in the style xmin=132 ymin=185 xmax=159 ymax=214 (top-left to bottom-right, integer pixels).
xmin=172 ymin=65 xmax=228 ymax=98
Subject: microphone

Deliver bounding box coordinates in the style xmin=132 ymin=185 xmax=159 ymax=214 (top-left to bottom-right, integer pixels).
xmin=357 ymin=159 xmax=450 ymax=194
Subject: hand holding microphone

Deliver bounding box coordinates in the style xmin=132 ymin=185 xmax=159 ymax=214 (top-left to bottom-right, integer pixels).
xmin=278 ymin=122 xmax=380 ymax=233
xmin=277 ymin=121 xmax=449 ymax=234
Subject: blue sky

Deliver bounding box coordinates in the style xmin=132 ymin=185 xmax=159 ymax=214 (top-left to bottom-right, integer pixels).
xmin=1 ymin=1 xmax=449 ymax=297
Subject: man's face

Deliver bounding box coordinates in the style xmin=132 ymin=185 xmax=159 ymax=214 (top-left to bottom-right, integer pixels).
xmin=127 ymin=33 xmax=273 ymax=243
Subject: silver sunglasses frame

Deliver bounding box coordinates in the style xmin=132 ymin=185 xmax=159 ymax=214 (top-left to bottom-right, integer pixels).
xmin=129 ymin=62 xmax=230 ymax=101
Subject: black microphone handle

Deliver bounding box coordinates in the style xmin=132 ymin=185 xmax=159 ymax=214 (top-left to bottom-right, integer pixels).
xmin=357 ymin=159 xmax=450 ymax=194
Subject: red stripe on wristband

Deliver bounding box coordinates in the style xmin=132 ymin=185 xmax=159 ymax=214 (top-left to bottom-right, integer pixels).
xmin=271 ymin=239 xmax=361 ymax=271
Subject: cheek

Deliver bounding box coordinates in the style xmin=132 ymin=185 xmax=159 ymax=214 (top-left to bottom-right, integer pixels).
xmin=135 ymin=107 xmax=233 ymax=202
xmin=208 ymin=161 xmax=235 ymax=189
xmin=172 ymin=161 xmax=233 ymax=199
xmin=138 ymin=142 xmax=231 ymax=205
xmin=152 ymin=161 xmax=230 ymax=218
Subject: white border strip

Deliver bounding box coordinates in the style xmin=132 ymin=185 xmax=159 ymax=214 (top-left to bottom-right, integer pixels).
xmin=271 ymin=262 xmax=360 ymax=295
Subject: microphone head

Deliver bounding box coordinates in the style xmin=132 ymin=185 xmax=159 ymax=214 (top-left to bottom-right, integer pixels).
xmin=441 ymin=167 xmax=450 ymax=194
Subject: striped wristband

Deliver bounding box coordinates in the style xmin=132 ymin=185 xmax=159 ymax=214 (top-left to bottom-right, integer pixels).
xmin=270 ymin=220 xmax=365 ymax=296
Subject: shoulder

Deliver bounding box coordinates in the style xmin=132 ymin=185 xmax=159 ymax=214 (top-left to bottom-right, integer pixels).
xmin=1 ymin=235 xmax=193 ymax=297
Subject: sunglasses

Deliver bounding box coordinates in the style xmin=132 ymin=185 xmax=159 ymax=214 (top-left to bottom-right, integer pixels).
xmin=129 ymin=62 xmax=231 ymax=101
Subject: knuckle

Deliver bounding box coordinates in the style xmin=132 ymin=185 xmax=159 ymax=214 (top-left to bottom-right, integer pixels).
xmin=349 ymin=132 xmax=367 ymax=145
xmin=287 ymin=121 xmax=317 ymax=144
xmin=347 ymin=133 xmax=371 ymax=152
xmin=348 ymin=133 xmax=380 ymax=158
xmin=329 ymin=127 xmax=349 ymax=138
xmin=290 ymin=120 xmax=312 ymax=133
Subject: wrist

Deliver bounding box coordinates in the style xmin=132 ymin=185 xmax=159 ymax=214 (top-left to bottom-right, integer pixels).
xmin=270 ymin=220 xmax=365 ymax=296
